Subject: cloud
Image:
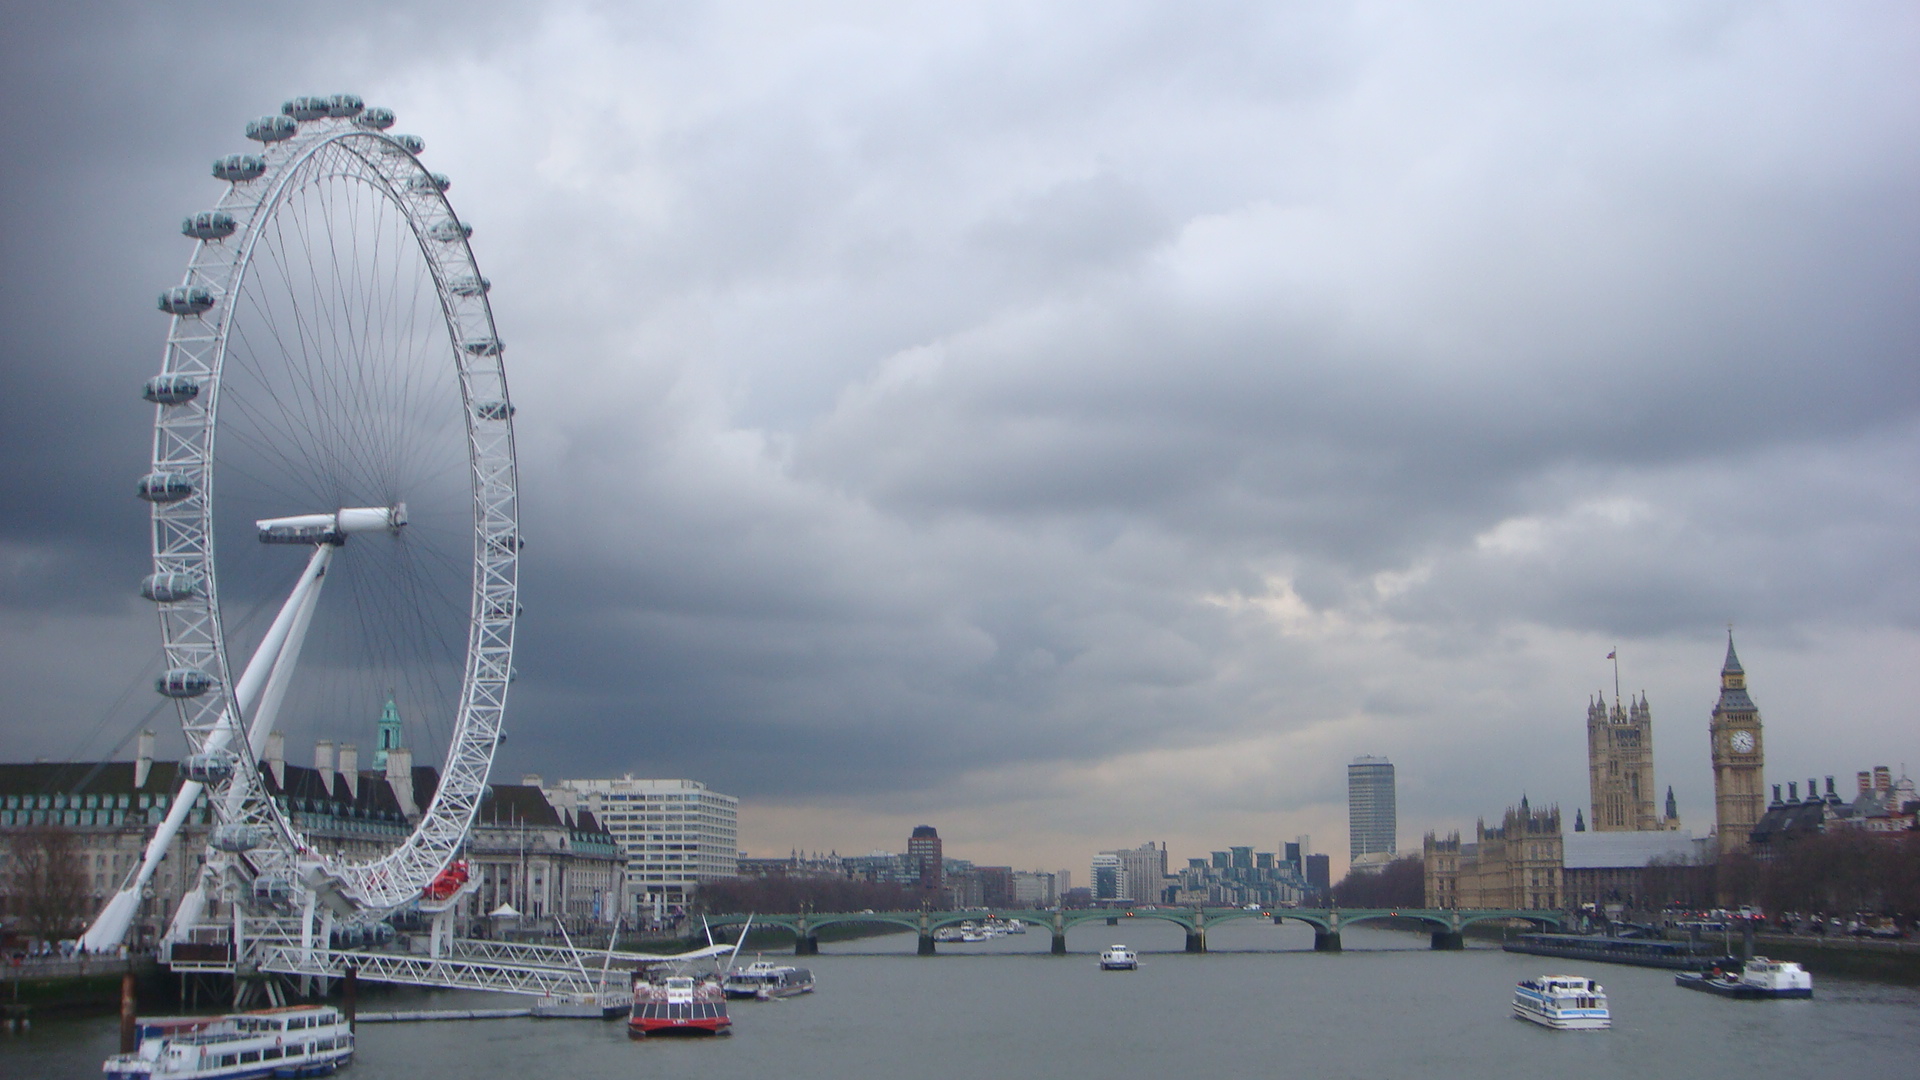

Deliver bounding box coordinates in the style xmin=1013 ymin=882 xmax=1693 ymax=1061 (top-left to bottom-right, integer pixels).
xmin=2 ymin=1 xmax=1917 ymax=874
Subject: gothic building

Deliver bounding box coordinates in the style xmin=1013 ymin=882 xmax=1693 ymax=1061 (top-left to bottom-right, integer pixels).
xmin=1422 ymin=798 xmax=1563 ymax=910
xmin=1709 ymin=635 xmax=1766 ymax=855
xmin=1587 ymin=692 xmax=1660 ymax=831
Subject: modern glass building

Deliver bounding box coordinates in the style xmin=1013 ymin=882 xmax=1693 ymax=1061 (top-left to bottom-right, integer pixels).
xmin=1348 ymin=756 xmax=1397 ymax=862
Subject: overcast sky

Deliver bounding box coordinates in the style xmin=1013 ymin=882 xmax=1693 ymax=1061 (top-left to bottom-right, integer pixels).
xmin=2 ymin=2 xmax=1916 ymax=877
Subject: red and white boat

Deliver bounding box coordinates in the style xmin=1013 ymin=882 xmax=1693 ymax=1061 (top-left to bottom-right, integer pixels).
xmin=628 ymin=973 xmax=731 ymax=1037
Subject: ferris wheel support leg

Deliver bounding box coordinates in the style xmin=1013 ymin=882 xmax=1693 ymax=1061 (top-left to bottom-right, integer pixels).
xmin=81 ymin=545 xmax=335 ymax=954
xmin=220 ymin=544 xmax=332 ymax=828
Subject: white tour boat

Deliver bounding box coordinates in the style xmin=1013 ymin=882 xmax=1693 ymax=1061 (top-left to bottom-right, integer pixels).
xmin=103 ymin=1004 xmax=354 ymax=1079
xmin=723 ymin=960 xmax=816 ymax=1000
xmin=1099 ymin=945 xmax=1139 ymax=971
xmin=1512 ymin=975 xmax=1610 ymax=1030
xmin=1675 ymin=956 xmax=1813 ymax=999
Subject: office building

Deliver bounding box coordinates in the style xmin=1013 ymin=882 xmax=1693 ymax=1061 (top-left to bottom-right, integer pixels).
xmin=547 ymin=776 xmax=738 ymax=915
xmin=907 ymin=825 xmax=944 ymax=893
xmin=1348 ymin=756 xmax=1397 ymax=861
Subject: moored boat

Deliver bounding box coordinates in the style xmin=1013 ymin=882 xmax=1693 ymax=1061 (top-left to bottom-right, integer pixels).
xmin=1512 ymin=975 xmax=1610 ymax=1030
xmin=102 ymin=1004 xmax=354 ymax=1079
xmin=629 ymin=973 xmax=731 ymax=1037
xmin=1675 ymin=956 xmax=1812 ymax=999
xmin=1099 ymin=945 xmax=1138 ymax=971
xmin=723 ymin=960 xmax=815 ymax=1000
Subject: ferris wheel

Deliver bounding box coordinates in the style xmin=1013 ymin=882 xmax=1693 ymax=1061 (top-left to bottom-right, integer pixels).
xmin=84 ymin=94 xmax=517 ymax=950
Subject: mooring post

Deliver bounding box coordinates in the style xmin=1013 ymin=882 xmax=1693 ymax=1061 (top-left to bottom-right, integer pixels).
xmin=342 ymin=964 xmax=357 ymax=1031
xmin=118 ymin=970 xmax=138 ymax=1055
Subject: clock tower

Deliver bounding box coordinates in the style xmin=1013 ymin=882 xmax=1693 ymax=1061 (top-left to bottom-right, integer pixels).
xmin=1709 ymin=634 xmax=1765 ymax=855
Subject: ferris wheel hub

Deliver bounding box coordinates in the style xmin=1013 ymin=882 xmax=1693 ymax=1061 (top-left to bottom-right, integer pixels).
xmin=256 ymin=504 xmax=409 ymax=545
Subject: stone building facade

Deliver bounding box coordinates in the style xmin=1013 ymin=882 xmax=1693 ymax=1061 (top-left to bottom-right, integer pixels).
xmin=1423 ymin=798 xmax=1562 ymax=910
xmin=1587 ymin=693 xmax=1662 ymax=831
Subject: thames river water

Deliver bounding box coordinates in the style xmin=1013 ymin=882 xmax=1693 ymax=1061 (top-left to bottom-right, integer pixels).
xmin=7 ymin=920 xmax=1916 ymax=1079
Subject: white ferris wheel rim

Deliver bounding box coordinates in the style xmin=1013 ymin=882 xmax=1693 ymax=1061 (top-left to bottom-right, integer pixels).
xmin=146 ymin=97 xmax=517 ymax=919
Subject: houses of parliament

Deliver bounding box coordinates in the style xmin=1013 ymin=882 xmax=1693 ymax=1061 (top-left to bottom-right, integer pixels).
xmin=1425 ymin=634 xmax=1766 ymax=909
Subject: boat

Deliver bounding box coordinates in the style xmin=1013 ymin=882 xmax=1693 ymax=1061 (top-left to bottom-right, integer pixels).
xmin=530 ymin=990 xmax=629 ymax=1019
xmin=1503 ymin=932 xmax=1715 ymax=970
xmin=1099 ymin=945 xmax=1138 ymax=971
xmin=103 ymin=1004 xmax=354 ymax=1079
xmin=932 ymin=926 xmax=966 ymax=942
xmin=1512 ymin=975 xmax=1610 ymax=1030
xmin=1675 ymin=956 xmax=1813 ymax=999
xmin=722 ymin=960 xmax=815 ymax=1000
xmin=629 ymin=973 xmax=731 ymax=1037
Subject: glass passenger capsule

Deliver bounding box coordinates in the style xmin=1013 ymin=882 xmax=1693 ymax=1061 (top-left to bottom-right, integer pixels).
xmin=157 ymin=667 xmax=215 ymax=699
xmin=407 ymin=172 xmax=451 ymax=193
xmin=427 ymin=219 xmax=473 ymax=243
xmin=141 ymin=572 xmax=201 ymax=603
xmin=450 ymin=275 xmax=490 ymax=297
xmin=244 ymin=115 xmax=297 ymax=143
xmin=158 ymin=286 xmax=216 ymax=316
xmin=473 ymin=399 xmax=514 ymax=420
xmin=181 ymin=211 xmax=237 ymax=241
xmin=355 ymin=106 xmax=396 ymax=130
xmin=462 ymin=338 xmax=502 ymax=356
xmin=282 ymin=96 xmax=331 ymax=121
xmin=213 ymin=154 xmax=267 ymax=182
xmin=389 ymin=133 xmax=425 ymax=155
xmin=252 ymin=876 xmax=295 ymax=905
xmin=210 ymin=823 xmax=265 ymax=852
xmin=181 ymin=751 xmax=237 ymax=784
xmin=137 ymin=472 xmax=195 ymax=503
xmin=143 ymin=373 xmax=202 ymax=405
xmin=327 ymin=93 xmax=365 ymax=118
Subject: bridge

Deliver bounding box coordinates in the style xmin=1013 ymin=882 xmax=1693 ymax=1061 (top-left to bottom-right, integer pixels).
xmin=705 ymin=906 xmax=1565 ymax=955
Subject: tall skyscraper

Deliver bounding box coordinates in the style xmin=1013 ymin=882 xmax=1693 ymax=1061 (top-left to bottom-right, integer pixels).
xmin=907 ymin=825 xmax=944 ymax=893
xmin=1587 ymin=691 xmax=1659 ymax=830
xmin=1709 ymin=634 xmax=1765 ymax=855
xmin=1348 ymin=756 xmax=1397 ymax=861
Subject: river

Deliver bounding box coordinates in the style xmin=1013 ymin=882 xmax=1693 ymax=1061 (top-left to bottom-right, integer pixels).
xmin=7 ymin=920 xmax=1915 ymax=1079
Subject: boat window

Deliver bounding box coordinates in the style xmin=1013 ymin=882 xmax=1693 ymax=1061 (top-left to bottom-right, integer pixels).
xmin=264 ymin=1047 xmax=283 ymax=1060
xmin=240 ymin=1050 xmax=261 ymax=1063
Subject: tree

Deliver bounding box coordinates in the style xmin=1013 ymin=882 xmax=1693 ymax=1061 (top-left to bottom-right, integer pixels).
xmin=6 ymin=825 xmax=89 ymax=941
xmin=1331 ymin=854 xmax=1424 ymax=907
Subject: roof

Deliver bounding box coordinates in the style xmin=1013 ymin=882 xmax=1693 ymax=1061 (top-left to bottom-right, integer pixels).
xmin=0 ymin=760 xmax=181 ymax=798
xmin=1562 ymin=831 xmax=1704 ymax=869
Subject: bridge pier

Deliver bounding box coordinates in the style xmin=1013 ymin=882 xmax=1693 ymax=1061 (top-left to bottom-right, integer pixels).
xmin=1430 ymin=931 xmax=1464 ymax=950
xmin=1313 ymin=930 xmax=1342 ymax=952
xmin=795 ymin=935 xmax=819 ymax=956
xmin=917 ymin=934 xmax=936 ymax=956
xmin=1106 ymin=916 xmax=1119 ymax=926
xmin=1184 ymin=930 xmax=1206 ymax=953
xmin=1051 ymin=932 xmax=1067 ymax=955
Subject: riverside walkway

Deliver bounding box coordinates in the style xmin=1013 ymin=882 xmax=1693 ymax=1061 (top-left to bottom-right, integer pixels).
xmin=704 ymin=906 xmax=1565 ymax=955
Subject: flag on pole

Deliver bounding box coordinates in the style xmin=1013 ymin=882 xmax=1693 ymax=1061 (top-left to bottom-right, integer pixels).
xmin=1606 ymin=650 xmax=1616 ymax=659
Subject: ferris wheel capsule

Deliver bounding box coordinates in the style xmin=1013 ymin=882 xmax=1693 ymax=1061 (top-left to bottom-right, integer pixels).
xmin=355 ymin=106 xmax=396 ymax=130
xmin=182 ymin=750 xmax=238 ymax=785
xmin=407 ymin=172 xmax=451 ymax=193
xmin=210 ymin=823 xmax=266 ymax=852
xmin=141 ymin=572 xmax=202 ymax=603
xmin=213 ymin=154 xmax=267 ymax=183
xmin=182 ymin=212 xmax=238 ymax=241
xmin=282 ymin=96 xmax=331 ymax=122
xmin=474 ymin=399 xmax=514 ymax=421
xmin=327 ymin=93 xmax=365 ymax=118
xmin=157 ymin=668 xmax=216 ymax=699
xmin=245 ymin=115 xmax=297 ymax=143
xmin=137 ymin=472 xmax=195 ymax=503
xmin=158 ymin=286 xmax=215 ymax=316
xmin=427 ymin=219 xmax=473 ymax=243
xmin=388 ymin=134 xmax=425 ymax=155
xmin=450 ymin=275 xmax=490 ymax=297
xmin=143 ymin=373 xmax=202 ymax=405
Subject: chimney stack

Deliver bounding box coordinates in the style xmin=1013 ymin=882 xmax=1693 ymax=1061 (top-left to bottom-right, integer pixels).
xmin=1787 ymin=781 xmax=1799 ymax=803
xmin=1859 ymin=771 xmax=1872 ymax=795
xmin=338 ymin=744 xmax=359 ymax=799
xmin=315 ymin=739 xmax=335 ymax=775
xmin=135 ymin=730 xmax=156 ymax=789
xmin=265 ymin=731 xmax=286 ymax=788
xmin=386 ymin=746 xmax=416 ymax=817
xmin=1875 ymin=765 xmax=1892 ymax=792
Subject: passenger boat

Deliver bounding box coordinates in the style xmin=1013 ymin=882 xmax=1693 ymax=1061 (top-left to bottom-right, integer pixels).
xmin=102 ymin=1004 xmax=354 ymax=1079
xmin=1675 ymin=957 xmax=1812 ymax=999
xmin=1503 ymin=932 xmax=1713 ymax=970
xmin=722 ymin=960 xmax=815 ymax=1000
xmin=1099 ymin=945 xmax=1138 ymax=971
xmin=629 ymin=973 xmax=731 ymax=1037
xmin=1512 ymin=975 xmax=1610 ymax=1030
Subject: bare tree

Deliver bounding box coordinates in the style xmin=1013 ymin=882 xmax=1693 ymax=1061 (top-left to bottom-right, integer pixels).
xmin=6 ymin=825 xmax=90 ymax=941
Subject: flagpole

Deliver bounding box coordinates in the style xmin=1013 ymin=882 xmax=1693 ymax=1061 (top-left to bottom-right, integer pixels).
xmin=1612 ymin=649 xmax=1621 ymax=710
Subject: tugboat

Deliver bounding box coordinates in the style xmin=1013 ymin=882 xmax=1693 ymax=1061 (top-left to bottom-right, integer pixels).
xmin=1512 ymin=975 xmax=1610 ymax=1030
xmin=1099 ymin=945 xmax=1139 ymax=971
xmin=102 ymin=1004 xmax=354 ymax=1078
xmin=629 ymin=973 xmax=732 ymax=1037
xmin=1675 ymin=956 xmax=1813 ymax=999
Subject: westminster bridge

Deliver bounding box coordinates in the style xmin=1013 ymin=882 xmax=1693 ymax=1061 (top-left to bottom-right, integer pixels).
xmin=704 ymin=906 xmax=1564 ymax=955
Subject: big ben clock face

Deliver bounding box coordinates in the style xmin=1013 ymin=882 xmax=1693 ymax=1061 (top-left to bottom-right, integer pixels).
xmin=1731 ymin=730 xmax=1755 ymax=754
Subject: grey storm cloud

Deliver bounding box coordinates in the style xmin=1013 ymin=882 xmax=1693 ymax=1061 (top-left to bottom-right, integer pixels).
xmin=2 ymin=1 xmax=1917 ymax=869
